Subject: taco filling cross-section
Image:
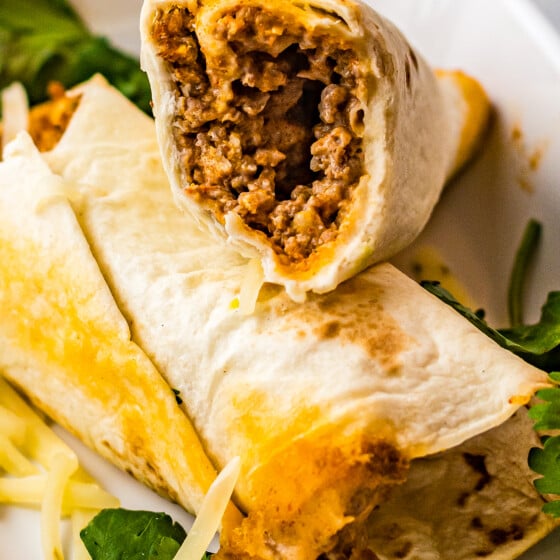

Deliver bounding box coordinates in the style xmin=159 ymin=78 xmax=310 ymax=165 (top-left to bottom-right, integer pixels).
xmin=141 ymin=0 xmax=490 ymax=300
xmin=151 ymin=4 xmax=366 ymax=265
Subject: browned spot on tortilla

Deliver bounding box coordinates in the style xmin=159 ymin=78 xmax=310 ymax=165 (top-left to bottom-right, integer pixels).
xmin=471 ymin=516 xmax=484 ymax=530
xmin=487 ymin=524 xmax=525 ymax=545
xmin=266 ymin=275 xmax=413 ymax=373
xmin=463 ymin=453 xmax=492 ymax=492
xmin=457 ymin=491 xmax=470 ymax=507
xmin=394 ymin=541 xmax=412 ymax=558
xmin=319 ymin=320 xmax=342 ymax=338
xmin=316 ymin=280 xmax=411 ymax=371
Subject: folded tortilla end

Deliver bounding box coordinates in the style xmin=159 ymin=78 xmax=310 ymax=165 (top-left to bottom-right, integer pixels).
xmin=437 ymin=68 xmax=492 ymax=178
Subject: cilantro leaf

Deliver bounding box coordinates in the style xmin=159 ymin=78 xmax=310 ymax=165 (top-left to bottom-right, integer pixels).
xmin=0 ymin=0 xmax=151 ymax=113
xmin=80 ymin=509 xmax=187 ymax=560
xmin=500 ymin=293 xmax=560 ymax=370
xmin=528 ymin=376 xmax=560 ymax=432
xmin=80 ymin=509 xmax=214 ymax=560
xmin=530 ymin=437 xmax=560 ymax=496
xmin=528 ymin=398 xmax=560 ymax=519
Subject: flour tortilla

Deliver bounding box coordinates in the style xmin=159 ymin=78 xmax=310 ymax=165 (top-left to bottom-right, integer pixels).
xmin=140 ymin=0 xmax=490 ymax=301
xmin=31 ymin=78 xmax=548 ymax=558
xmin=336 ymin=408 xmax=558 ymax=559
xmin=0 ymin=128 xmax=242 ymax=525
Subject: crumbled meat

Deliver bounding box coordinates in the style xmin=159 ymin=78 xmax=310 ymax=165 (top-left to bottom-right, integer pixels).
xmin=24 ymin=82 xmax=80 ymax=152
xmin=152 ymin=5 xmax=367 ymax=263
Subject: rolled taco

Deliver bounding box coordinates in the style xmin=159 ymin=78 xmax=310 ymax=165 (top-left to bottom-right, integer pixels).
xmin=15 ymin=78 xmax=546 ymax=558
xmin=139 ymin=0 xmax=490 ymax=301
xmin=0 ymin=122 xmax=241 ymax=526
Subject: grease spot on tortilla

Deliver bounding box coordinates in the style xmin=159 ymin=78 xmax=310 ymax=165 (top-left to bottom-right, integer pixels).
xmin=266 ymin=276 xmax=413 ymax=373
xmin=510 ymin=122 xmax=549 ymax=193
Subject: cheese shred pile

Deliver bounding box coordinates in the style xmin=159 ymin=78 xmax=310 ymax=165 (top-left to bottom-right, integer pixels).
xmin=0 ymin=376 xmax=119 ymax=560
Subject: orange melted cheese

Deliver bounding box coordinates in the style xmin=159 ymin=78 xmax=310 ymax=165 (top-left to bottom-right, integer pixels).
xmin=218 ymin=390 xmax=408 ymax=559
xmin=0 ymin=223 xmax=226 ymax=515
xmin=436 ymin=69 xmax=491 ymax=177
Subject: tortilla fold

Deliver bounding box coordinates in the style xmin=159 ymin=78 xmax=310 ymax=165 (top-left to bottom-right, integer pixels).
xmin=140 ymin=0 xmax=490 ymax=301
xmin=23 ymin=78 xmax=547 ymax=558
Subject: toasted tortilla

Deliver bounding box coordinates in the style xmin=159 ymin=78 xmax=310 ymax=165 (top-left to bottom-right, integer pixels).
xmin=140 ymin=0 xmax=490 ymax=301
xmin=26 ymin=78 xmax=548 ymax=558
xmin=333 ymin=408 xmax=558 ymax=559
xmin=0 ymin=128 xmax=243 ymax=525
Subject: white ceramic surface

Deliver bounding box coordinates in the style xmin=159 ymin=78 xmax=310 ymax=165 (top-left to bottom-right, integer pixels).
xmin=2 ymin=0 xmax=560 ymax=558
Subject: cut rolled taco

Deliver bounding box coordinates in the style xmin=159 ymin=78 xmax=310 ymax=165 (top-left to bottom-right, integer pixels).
xmin=140 ymin=0 xmax=490 ymax=301
xmin=23 ymin=78 xmax=549 ymax=558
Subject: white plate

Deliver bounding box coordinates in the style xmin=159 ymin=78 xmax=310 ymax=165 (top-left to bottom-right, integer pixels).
xmin=2 ymin=0 xmax=560 ymax=558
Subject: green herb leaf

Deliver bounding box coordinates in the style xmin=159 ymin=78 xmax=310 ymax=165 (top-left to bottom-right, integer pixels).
xmin=0 ymin=0 xmax=151 ymax=113
xmin=530 ymin=439 xmax=560 ymax=495
xmin=80 ymin=509 xmax=215 ymax=560
xmin=508 ymin=219 xmax=542 ymax=327
xmin=500 ymin=292 xmax=560 ymax=370
xmin=421 ymin=282 xmax=560 ymax=371
xmin=80 ymin=509 xmax=187 ymax=560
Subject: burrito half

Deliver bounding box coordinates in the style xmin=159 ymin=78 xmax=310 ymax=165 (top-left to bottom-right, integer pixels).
xmin=140 ymin=0 xmax=490 ymax=301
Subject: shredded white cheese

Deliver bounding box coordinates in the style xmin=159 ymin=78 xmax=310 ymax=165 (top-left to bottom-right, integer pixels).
xmin=0 ymin=434 xmax=38 ymax=476
xmin=1 ymin=82 xmax=29 ymax=154
xmin=41 ymin=452 xmax=79 ymax=560
xmin=0 ymin=376 xmax=119 ymax=560
xmin=0 ymin=475 xmax=118 ymax=512
xmin=238 ymin=259 xmax=264 ymax=315
xmin=174 ymin=456 xmax=241 ymax=560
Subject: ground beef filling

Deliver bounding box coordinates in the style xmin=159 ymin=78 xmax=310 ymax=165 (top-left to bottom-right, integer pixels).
xmin=27 ymin=83 xmax=80 ymax=152
xmin=152 ymin=6 xmax=366 ymax=263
